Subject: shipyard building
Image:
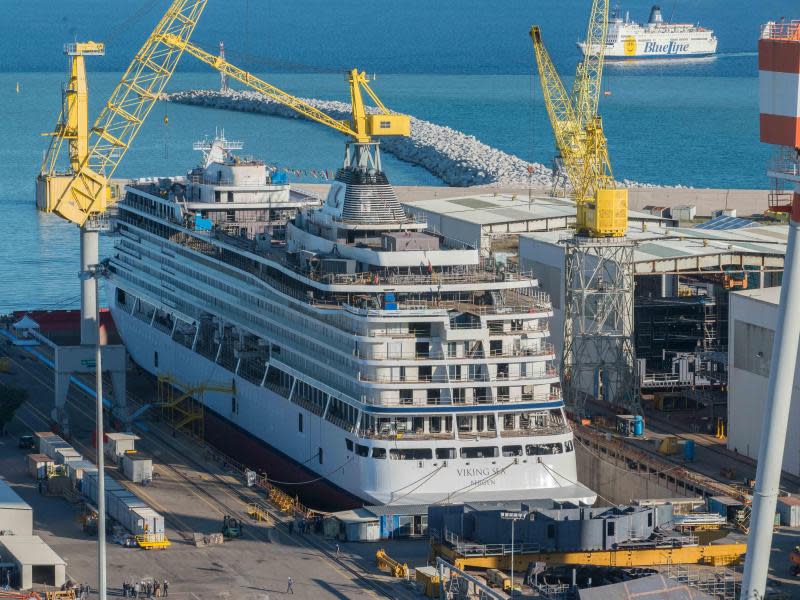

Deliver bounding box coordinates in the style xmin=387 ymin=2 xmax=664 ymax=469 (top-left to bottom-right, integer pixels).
xmin=727 ymin=286 xmax=800 ymax=476
xmin=402 ymin=194 xmax=671 ymax=255
xmin=517 ymin=219 xmax=787 ymax=425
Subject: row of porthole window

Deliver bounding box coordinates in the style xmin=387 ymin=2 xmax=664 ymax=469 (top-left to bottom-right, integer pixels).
xmin=344 ymin=439 xmax=574 ymax=460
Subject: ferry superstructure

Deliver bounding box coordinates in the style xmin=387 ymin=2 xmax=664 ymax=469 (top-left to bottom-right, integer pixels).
xmin=107 ymin=134 xmax=595 ymax=506
xmin=579 ymin=5 xmax=717 ymax=60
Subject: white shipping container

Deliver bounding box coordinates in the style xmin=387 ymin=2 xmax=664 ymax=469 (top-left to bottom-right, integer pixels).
xmin=44 ymin=440 xmax=71 ymax=461
xmin=54 ymin=448 xmax=82 ymax=465
xmin=104 ymin=433 xmax=139 ymax=463
xmin=108 ymin=490 xmax=138 ymax=523
xmin=122 ymin=454 xmax=153 ymax=483
xmin=36 ymin=433 xmax=65 ymax=457
xmin=26 ymin=454 xmax=53 ymax=480
xmin=778 ymin=497 xmax=800 ymax=527
xmin=133 ymin=507 xmax=165 ymax=535
xmin=67 ymin=461 xmax=98 ymax=489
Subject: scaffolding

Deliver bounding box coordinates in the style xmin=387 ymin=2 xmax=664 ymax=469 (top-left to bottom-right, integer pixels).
xmin=661 ymin=564 xmax=739 ymax=600
xmin=157 ymin=374 xmax=233 ymax=442
xmin=436 ymin=558 xmax=504 ymax=600
xmin=562 ymin=236 xmax=639 ymax=416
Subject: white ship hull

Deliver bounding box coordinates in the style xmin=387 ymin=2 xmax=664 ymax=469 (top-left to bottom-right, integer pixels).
xmin=110 ymin=285 xmax=594 ymax=507
xmin=579 ymin=8 xmax=717 ymax=60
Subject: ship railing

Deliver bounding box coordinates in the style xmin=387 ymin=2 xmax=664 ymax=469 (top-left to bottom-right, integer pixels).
xmin=761 ymin=20 xmax=800 ymax=41
xmin=442 ymin=530 xmax=540 ymax=557
xmin=500 ymin=424 xmax=572 ymax=438
xmin=188 ymin=174 xmax=276 ymax=188
xmin=325 ymin=413 xmax=357 ymax=433
xmin=343 ymin=300 xmax=551 ymax=319
xmin=355 ymin=346 xmax=551 ymax=361
xmin=321 ymin=268 xmax=541 ymax=288
xmin=358 ymin=429 xmax=456 ymax=441
xmin=360 ymin=391 xmax=562 ymax=408
xmin=357 ymin=368 xmax=557 ymax=385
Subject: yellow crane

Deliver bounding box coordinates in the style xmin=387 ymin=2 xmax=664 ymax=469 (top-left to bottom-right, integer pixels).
xmin=156 ymin=34 xmax=410 ymax=152
xmin=530 ymin=0 xmax=627 ymax=237
xmin=37 ymin=0 xmax=209 ymax=227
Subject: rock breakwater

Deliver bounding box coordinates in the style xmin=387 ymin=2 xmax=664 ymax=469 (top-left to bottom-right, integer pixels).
xmin=164 ymin=89 xmax=554 ymax=187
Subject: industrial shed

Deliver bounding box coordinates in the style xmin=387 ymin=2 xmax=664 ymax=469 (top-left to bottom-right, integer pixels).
xmin=0 ymin=479 xmax=33 ymax=536
xmin=402 ymin=194 xmax=671 ymax=254
xmin=519 ymin=223 xmax=787 ymax=361
xmin=0 ymin=536 xmax=66 ymax=589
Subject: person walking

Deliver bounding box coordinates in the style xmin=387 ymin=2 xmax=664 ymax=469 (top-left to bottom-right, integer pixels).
xmin=163 ymin=580 xmax=168 ymax=598
xmin=286 ymin=577 xmax=294 ymax=594
xmin=335 ymin=543 xmax=340 ymax=558
xmin=134 ymin=581 xmax=140 ymax=599
xmin=154 ymin=581 xmax=160 ymax=598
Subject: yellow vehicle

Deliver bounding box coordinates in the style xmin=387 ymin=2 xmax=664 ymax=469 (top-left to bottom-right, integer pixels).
xmin=485 ymin=568 xmax=511 ymax=591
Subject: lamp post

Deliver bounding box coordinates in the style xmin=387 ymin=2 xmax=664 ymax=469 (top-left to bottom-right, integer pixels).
xmin=500 ymin=510 xmax=527 ymax=595
xmin=80 ymin=259 xmax=110 ymax=600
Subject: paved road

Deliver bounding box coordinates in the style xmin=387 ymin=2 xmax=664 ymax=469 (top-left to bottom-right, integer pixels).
xmin=0 ymin=338 xmax=424 ymax=600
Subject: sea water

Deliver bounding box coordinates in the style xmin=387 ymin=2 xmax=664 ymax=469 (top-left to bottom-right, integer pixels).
xmin=0 ymin=0 xmax=794 ymax=312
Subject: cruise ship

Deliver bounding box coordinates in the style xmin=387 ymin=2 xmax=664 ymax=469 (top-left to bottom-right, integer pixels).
xmin=579 ymin=5 xmax=718 ymax=60
xmin=106 ymin=132 xmax=596 ymax=507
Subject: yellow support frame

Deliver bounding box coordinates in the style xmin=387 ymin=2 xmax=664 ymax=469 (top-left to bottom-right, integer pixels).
xmin=433 ymin=542 xmax=746 ymax=571
xmin=157 ymin=374 xmax=233 ymax=442
xmin=136 ymin=534 xmax=171 ymax=550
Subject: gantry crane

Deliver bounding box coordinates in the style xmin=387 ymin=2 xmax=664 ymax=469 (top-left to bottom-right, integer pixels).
xmin=530 ymin=0 xmax=627 ymax=238
xmin=531 ymin=1 xmax=639 ymax=417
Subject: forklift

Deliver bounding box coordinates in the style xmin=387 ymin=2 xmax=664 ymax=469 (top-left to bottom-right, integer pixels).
xmin=221 ymin=515 xmax=242 ymax=539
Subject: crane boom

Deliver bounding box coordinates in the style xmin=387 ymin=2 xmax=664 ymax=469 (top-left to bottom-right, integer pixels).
xmin=38 ymin=0 xmax=209 ymax=226
xmin=572 ymin=0 xmax=611 ymax=128
xmin=530 ymin=0 xmax=626 ymax=238
xmin=158 ymin=34 xmax=410 ymax=144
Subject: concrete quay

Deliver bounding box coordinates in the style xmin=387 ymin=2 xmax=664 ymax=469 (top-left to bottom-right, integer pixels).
xmin=0 ymin=339 xmax=426 ymax=600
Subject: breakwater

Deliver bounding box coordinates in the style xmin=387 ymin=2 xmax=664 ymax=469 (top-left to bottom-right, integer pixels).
xmin=163 ymin=89 xmax=554 ymax=187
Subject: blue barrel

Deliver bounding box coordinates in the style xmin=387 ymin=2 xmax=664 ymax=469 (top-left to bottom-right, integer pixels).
xmin=684 ymin=439 xmax=695 ymax=461
xmin=633 ymin=415 xmax=644 ymax=437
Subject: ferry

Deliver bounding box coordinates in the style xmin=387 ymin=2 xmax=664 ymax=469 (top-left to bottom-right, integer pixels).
xmin=579 ymin=5 xmax=718 ymax=60
xmin=106 ymin=132 xmax=596 ymax=507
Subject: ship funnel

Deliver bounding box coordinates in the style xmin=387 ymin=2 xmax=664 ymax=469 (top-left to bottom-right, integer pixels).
xmin=648 ymin=5 xmax=663 ymax=24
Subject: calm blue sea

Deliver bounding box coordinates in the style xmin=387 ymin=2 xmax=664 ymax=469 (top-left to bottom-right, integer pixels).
xmin=0 ymin=0 xmax=795 ymax=312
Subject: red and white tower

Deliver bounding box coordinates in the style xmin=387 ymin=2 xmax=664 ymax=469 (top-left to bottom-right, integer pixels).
xmin=742 ymin=19 xmax=800 ymax=600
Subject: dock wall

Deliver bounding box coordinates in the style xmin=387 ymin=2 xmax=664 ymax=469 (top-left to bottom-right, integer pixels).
xmin=573 ymin=429 xmax=735 ymax=506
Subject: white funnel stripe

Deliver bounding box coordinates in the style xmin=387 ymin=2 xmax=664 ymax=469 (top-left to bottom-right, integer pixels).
xmin=760 ymin=70 xmax=800 ymax=117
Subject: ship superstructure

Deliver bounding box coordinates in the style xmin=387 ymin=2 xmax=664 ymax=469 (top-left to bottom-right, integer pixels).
xmin=579 ymin=5 xmax=717 ymax=60
xmin=107 ymin=134 xmax=595 ymax=506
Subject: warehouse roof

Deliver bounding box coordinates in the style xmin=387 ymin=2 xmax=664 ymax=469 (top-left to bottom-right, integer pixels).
xmin=0 ymin=536 xmax=66 ymax=565
xmin=0 ymin=480 xmax=31 ymax=511
xmin=578 ymin=574 xmax=714 ymax=599
xmin=403 ymin=194 xmax=669 ymax=227
xmin=731 ymin=286 xmax=782 ymax=306
xmin=521 ymin=223 xmax=788 ymax=273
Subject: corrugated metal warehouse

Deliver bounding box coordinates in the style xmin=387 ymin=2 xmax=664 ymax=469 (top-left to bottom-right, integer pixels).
xmin=402 ymin=194 xmax=672 ymax=254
